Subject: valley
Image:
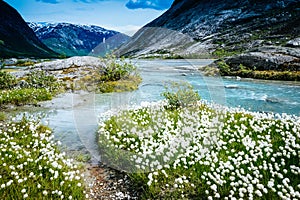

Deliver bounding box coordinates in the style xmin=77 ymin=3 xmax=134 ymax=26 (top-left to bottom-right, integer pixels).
xmin=0 ymin=0 xmax=300 ymax=199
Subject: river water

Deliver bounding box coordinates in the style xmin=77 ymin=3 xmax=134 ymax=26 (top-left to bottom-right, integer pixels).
xmin=15 ymin=59 xmax=300 ymax=160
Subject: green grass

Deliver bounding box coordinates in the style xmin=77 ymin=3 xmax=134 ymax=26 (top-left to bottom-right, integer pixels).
xmin=98 ymin=101 xmax=300 ymax=199
xmin=73 ymin=56 xmax=142 ymax=93
xmin=0 ymin=117 xmax=86 ymax=199
xmin=212 ymin=49 xmax=242 ymax=58
xmin=98 ymin=75 xmax=142 ymax=93
xmin=0 ymin=88 xmax=53 ymax=106
xmin=0 ymin=71 xmax=64 ymax=106
xmin=0 ymin=112 xmax=6 ymax=121
xmin=215 ymin=61 xmax=300 ymax=81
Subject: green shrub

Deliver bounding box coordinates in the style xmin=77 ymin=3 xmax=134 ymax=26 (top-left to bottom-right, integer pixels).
xmin=162 ymin=81 xmax=200 ymax=109
xmin=216 ymin=61 xmax=231 ymax=76
xmin=25 ymin=70 xmax=61 ymax=92
xmin=0 ymin=71 xmax=17 ymax=89
xmin=100 ymin=56 xmax=137 ymax=82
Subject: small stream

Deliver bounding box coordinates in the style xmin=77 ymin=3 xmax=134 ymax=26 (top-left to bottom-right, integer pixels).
xmin=12 ymin=59 xmax=300 ymax=161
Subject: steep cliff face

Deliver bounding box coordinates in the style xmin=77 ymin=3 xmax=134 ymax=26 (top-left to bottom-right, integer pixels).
xmin=0 ymin=1 xmax=58 ymax=58
xmin=117 ymin=0 xmax=300 ymax=58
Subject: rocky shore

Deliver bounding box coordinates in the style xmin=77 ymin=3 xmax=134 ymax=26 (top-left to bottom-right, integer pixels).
xmin=204 ymin=45 xmax=300 ymax=81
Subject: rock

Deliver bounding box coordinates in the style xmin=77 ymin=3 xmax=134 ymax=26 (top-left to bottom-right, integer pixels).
xmin=30 ymin=56 xmax=105 ymax=71
xmin=224 ymin=46 xmax=300 ymax=71
xmin=286 ymin=38 xmax=300 ymax=47
xmin=15 ymin=80 xmax=29 ymax=88
xmin=4 ymin=58 xmax=17 ymax=65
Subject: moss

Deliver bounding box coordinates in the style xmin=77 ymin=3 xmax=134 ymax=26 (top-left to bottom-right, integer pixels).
xmin=0 ymin=112 xmax=6 ymax=121
xmin=212 ymin=49 xmax=241 ymax=58
xmin=226 ymin=69 xmax=300 ymax=81
xmin=213 ymin=61 xmax=300 ymax=81
xmin=98 ymin=76 xmax=142 ymax=93
xmin=15 ymin=60 xmax=36 ymax=67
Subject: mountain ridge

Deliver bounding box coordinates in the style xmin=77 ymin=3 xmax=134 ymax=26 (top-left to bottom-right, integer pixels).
xmin=0 ymin=1 xmax=59 ymax=58
xmin=117 ymin=0 xmax=300 ymax=58
xmin=28 ymin=22 xmax=130 ymax=57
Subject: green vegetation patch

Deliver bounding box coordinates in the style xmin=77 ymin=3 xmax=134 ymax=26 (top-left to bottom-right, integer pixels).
xmin=0 ymin=117 xmax=86 ymax=199
xmin=212 ymin=49 xmax=242 ymax=59
xmin=162 ymin=81 xmax=200 ymax=110
xmin=98 ymin=76 xmax=142 ymax=93
xmin=0 ymin=88 xmax=53 ymax=105
xmin=216 ymin=61 xmax=300 ymax=81
xmin=0 ymin=71 xmax=63 ymax=106
xmin=0 ymin=112 xmax=6 ymax=121
xmin=98 ymin=82 xmax=300 ymax=199
xmin=75 ymin=56 xmax=142 ymax=93
xmin=0 ymin=71 xmax=17 ymax=90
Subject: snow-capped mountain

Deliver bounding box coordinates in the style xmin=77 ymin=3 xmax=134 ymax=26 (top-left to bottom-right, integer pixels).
xmin=28 ymin=22 xmax=130 ymax=57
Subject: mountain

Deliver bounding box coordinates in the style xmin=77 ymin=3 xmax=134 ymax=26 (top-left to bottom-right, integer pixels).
xmin=116 ymin=0 xmax=300 ymax=58
xmin=0 ymin=1 xmax=58 ymax=58
xmin=28 ymin=22 xmax=130 ymax=57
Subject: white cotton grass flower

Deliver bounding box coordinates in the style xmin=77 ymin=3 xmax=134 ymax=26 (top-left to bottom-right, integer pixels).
xmin=98 ymin=100 xmax=300 ymax=199
xmin=0 ymin=118 xmax=85 ymax=199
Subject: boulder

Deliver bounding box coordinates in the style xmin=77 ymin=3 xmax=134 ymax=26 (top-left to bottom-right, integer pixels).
xmin=30 ymin=56 xmax=105 ymax=71
xmin=286 ymin=38 xmax=300 ymax=47
xmin=15 ymin=80 xmax=29 ymax=88
xmin=225 ymin=46 xmax=300 ymax=71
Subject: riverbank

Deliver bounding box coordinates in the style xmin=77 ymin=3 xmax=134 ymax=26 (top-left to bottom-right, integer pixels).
xmin=202 ymin=46 xmax=300 ymax=81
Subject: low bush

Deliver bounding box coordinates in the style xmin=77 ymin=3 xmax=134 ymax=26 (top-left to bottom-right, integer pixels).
xmin=24 ymin=70 xmax=62 ymax=92
xmin=100 ymin=56 xmax=137 ymax=82
xmin=162 ymin=81 xmax=200 ymax=109
xmin=216 ymin=61 xmax=232 ymax=76
xmin=0 ymin=71 xmax=17 ymax=90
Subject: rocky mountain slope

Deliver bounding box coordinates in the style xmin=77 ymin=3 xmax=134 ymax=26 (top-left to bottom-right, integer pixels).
xmin=28 ymin=22 xmax=130 ymax=57
xmin=0 ymin=1 xmax=58 ymax=58
xmin=117 ymin=0 xmax=300 ymax=59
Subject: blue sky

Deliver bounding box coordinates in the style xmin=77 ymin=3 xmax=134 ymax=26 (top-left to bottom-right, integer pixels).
xmin=4 ymin=0 xmax=174 ymax=36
